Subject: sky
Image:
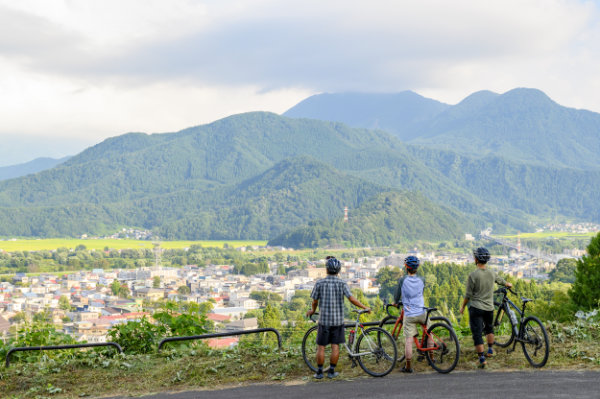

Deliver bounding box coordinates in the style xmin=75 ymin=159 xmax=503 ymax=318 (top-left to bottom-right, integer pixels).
xmin=1 ymin=0 xmax=600 ymax=166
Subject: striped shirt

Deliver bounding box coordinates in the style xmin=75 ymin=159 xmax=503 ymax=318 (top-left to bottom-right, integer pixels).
xmin=311 ymin=275 xmax=352 ymax=326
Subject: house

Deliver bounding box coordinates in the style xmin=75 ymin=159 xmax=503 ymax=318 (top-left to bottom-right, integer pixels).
xmin=223 ymin=317 xmax=258 ymax=332
xmin=133 ymin=288 xmax=165 ymax=301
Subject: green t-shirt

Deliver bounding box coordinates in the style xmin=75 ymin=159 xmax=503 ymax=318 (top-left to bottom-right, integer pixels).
xmin=465 ymin=268 xmax=506 ymax=311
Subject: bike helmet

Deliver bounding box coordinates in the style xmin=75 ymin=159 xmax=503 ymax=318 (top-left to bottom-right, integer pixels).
xmin=404 ymin=256 xmax=420 ymax=271
xmin=473 ymin=247 xmax=491 ymax=264
xmin=326 ymin=257 xmax=342 ymax=274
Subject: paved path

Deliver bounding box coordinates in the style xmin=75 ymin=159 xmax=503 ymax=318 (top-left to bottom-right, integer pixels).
xmin=109 ymin=370 xmax=600 ymax=399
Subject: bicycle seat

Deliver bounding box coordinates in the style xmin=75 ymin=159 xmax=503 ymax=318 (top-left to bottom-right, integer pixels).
xmin=521 ymin=297 xmax=533 ymax=303
xmin=424 ymin=307 xmax=438 ymax=314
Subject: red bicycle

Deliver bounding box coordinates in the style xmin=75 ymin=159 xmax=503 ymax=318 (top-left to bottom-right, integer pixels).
xmin=379 ymin=303 xmax=460 ymax=373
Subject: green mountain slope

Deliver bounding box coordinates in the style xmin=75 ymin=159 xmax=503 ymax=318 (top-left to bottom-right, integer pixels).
xmin=268 ymin=191 xmax=476 ymax=248
xmin=411 ymin=88 xmax=600 ymax=169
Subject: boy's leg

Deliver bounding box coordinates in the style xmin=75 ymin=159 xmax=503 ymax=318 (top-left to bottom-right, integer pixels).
xmin=316 ymin=345 xmax=326 ymax=367
xmin=469 ymin=307 xmax=487 ymax=367
xmin=330 ymin=343 xmax=340 ymax=365
xmin=484 ymin=311 xmax=495 ymax=356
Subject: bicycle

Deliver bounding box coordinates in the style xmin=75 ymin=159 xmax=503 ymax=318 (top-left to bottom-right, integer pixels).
xmin=493 ymin=287 xmax=550 ymax=368
xmin=378 ymin=303 xmax=460 ymax=373
xmin=302 ymin=309 xmax=398 ymax=377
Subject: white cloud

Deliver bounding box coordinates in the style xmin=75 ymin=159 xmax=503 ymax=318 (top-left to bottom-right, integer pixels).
xmin=1 ymin=0 xmax=600 ymax=162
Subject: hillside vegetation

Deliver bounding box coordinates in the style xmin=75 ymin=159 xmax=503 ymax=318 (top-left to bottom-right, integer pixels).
xmin=0 ymin=88 xmax=599 ymax=243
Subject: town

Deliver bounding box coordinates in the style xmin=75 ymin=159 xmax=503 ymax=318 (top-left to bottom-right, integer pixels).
xmin=0 ymin=243 xmax=578 ymax=346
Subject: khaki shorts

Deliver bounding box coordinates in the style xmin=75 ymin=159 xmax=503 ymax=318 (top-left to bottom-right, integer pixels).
xmin=404 ymin=313 xmax=430 ymax=338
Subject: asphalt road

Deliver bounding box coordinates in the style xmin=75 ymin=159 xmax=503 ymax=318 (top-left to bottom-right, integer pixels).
xmin=108 ymin=370 xmax=600 ymax=399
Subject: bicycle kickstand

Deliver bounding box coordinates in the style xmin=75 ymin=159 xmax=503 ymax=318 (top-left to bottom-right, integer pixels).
xmin=507 ymin=341 xmax=517 ymax=354
xmin=348 ymin=354 xmax=358 ymax=368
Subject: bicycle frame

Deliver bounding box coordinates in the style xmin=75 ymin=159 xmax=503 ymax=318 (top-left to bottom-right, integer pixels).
xmin=345 ymin=310 xmax=379 ymax=358
xmin=387 ymin=306 xmax=440 ymax=352
xmin=495 ymin=288 xmax=532 ymax=345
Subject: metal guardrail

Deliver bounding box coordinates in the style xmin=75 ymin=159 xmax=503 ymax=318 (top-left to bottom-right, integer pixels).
xmin=5 ymin=342 xmax=123 ymax=368
xmin=158 ymin=328 xmax=282 ymax=351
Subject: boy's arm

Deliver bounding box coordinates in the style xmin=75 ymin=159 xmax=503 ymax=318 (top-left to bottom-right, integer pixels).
xmin=306 ymin=299 xmax=318 ymax=317
xmin=460 ymin=275 xmax=473 ymax=314
xmin=495 ymin=273 xmax=512 ymax=288
xmin=348 ymin=295 xmax=371 ymax=313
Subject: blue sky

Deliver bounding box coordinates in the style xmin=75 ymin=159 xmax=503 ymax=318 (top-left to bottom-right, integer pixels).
xmin=1 ymin=0 xmax=600 ymax=165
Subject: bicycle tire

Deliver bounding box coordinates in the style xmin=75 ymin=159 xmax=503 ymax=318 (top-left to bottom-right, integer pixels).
xmin=425 ymin=322 xmax=460 ymax=373
xmin=520 ymin=316 xmax=550 ymax=368
xmin=301 ymin=325 xmax=330 ymax=373
xmin=378 ymin=315 xmax=405 ymax=364
xmin=493 ymin=304 xmax=515 ymax=348
xmin=356 ymin=327 xmax=398 ymax=377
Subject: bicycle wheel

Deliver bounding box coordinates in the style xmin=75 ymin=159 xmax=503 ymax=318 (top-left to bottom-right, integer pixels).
xmin=378 ymin=316 xmax=405 ymax=364
xmin=493 ymin=305 xmax=515 ymax=348
xmin=425 ymin=323 xmax=460 ymax=373
xmin=301 ymin=325 xmax=330 ymax=373
xmin=356 ymin=327 xmax=397 ymax=377
xmin=520 ymin=316 xmax=550 ymax=368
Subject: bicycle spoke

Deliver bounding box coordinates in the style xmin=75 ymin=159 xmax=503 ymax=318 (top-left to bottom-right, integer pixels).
xmin=356 ymin=327 xmax=397 ymax=377
xmin=520 ymin=316 xmax=549 ymax=368
xmin=426 ymin=323 xmax=459 ymax=374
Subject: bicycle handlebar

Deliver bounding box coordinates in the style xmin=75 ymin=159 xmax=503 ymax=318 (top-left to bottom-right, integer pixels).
xmin=385 ymin=303 xmax=400 ymax=317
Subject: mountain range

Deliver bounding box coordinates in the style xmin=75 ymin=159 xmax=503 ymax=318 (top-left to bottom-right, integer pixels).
xmin=0 ymin=88 xmax=598 ymax=246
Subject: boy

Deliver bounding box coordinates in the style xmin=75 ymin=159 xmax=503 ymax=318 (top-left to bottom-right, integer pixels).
xmin=460 ymin=247 xmax=512 ymax=368
xmin=306 ymin=256 xmax=370 ymax=379
xmin=393 ymin=255 xmax=428 ymax=373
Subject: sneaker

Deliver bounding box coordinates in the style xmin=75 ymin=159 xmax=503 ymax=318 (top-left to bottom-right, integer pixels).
xmin=478 ymin=356 xmax=487 ymax=368
xmin=486 ymin=348 xmax=494 ymax=357
xmin=314 ymin=371 xmax=324 ymax=379
xmin=401 ymin=366 xmax=414 ymax=373
xmin=327 ymin=371 xmax=339 ymax=379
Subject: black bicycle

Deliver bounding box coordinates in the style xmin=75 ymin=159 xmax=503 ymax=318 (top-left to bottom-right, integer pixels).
xmin=493 ymin=287 xmax=550 ymax=368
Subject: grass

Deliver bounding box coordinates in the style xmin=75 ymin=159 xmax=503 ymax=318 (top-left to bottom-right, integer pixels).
xmin=1 ymin=325 xmax=599 ymax=399
xmin=0 ymin=239 xmax=267 ymax=252
xmin=497 ymin=232 xmax=597 ymax=239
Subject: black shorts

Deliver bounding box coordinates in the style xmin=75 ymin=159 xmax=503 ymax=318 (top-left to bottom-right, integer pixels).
xmin=316 ymin=324 xmax=345 ymax=346
xmin=469 ymin=306 xmax=494 ymax=346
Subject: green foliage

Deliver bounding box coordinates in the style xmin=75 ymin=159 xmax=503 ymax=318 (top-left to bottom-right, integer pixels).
xmin=107 ymin=301 xmax=211 ymax=354
xmin=375 ymin=266 xmax=403 ymax=302
xmin=269 ymin=191 xmax=477 ymax=248
xmin=108 ymin=317 xmax=166 ymax=354
xmin=0 ymin=321 xmax=78 ymax=363
xmin=570 ymin=232 xmax=600 ymax=309
xmin=549 ymin=258 xmax=578 ymax=283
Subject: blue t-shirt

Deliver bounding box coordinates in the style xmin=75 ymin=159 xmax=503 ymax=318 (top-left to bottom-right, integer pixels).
xmin=394 ymin=274 xmax=426 ymax=318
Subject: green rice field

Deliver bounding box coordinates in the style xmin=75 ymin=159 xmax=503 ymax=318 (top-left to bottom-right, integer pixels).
xmin=0 ymin=238 xmax=267 ymax=252
xmin=498 ymin=231 xmax=597 ymax=239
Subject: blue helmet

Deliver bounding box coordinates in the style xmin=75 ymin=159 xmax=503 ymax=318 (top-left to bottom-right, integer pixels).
xmin=326 ymin=257 xmax=342 ymax=274
xmin=404 ymin=256 xmax=420 ymax=271
xmin=473 ymin=247 xmax=491 ymax=264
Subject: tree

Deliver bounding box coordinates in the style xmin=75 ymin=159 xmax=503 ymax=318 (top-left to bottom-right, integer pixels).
xmin=153 ymin=276 xmax=161 ymax=288
xmin=59 ymin=295 xmax=71 ymax=311
xmin=118 ymin=285 xmax=131 ymax=299
xmin=570 ymin=232 xmax=600 ymax=309
xmin=549 ymin=258 xmax=577 ymax=283
xmin=177 ymin=285 xmax=191 ymax=295
xmin=375 ymin=266 xmax=403 ymax=301
xmin=111 ymin=280 xmax=121 ymax=296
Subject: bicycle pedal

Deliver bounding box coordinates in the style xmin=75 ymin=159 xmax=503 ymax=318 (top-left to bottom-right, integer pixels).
xmin=417 ymin=355 xmax=425 ymax=362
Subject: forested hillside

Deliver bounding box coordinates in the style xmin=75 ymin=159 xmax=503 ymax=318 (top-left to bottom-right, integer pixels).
xmin=0 ymin=104 xmax=598 ymax=241
xmin=268 ymin=191 xmax=477 ymax=248
xmin=285 ymin=88 xmax=600 ymax=170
